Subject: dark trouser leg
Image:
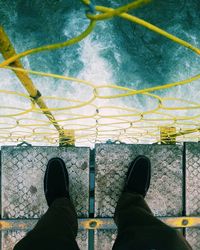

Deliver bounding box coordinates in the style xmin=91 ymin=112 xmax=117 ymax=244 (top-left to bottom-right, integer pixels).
xmin=14 ymin=198 xmax=80 ymax=250
xmin=112 ymin=192 xmax=192 ymax=250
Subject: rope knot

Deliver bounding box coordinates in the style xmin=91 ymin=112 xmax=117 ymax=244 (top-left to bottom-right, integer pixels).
xmin=87 ymin=2 xmax=95 ymax=14
xmin=81 ymin=0 xmax=95 ymax=14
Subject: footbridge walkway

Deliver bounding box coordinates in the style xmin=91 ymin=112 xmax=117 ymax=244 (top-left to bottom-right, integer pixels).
xmin=0 ymin=143 xmax=200 ymax=249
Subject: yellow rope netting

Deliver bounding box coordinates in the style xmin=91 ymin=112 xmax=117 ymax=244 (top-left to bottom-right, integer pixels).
xmin=0 ymin=0 xmax=200 ymax=146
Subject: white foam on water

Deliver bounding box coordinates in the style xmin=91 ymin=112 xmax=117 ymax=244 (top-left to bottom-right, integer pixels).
xmin=62 ymin=35 xmax=123 ymax=146
xmin=1 ymin=10 xmax=200 ymax=146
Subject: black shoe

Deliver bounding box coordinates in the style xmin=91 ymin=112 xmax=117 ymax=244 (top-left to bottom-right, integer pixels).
xmin=124 ymin=155 xmax=151 ymax=197
xmin=44 ymin=158 xmax=70 ymax=207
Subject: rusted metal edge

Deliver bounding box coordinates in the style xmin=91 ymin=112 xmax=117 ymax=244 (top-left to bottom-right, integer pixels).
xmin=0 ymin=217 xmax=200 ymax=231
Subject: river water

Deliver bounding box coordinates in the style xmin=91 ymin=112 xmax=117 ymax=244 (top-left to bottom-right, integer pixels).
xmin=0 ymin=0 xmax=200 ymax=146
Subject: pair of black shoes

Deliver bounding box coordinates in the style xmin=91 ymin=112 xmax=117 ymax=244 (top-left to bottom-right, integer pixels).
xmin=44 ymin=156 xmax=151 ymax=207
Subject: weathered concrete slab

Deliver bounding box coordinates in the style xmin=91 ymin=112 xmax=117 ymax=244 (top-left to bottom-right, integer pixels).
xmin=95 ymin=144 xmax=183 ymax=217
xmin=1 ymin=146 xmax=90 ymax=218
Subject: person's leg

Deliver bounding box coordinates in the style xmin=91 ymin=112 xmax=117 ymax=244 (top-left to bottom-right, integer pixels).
xmin=112 ymin=155 xmax=192 ymax=250
xmin=14 ymin=197 xmax=79 ymax=250
xmin=13 ymin=158 xmax=80 ymax=250
xmin=113 ymin=192 xmax=192 ymax=250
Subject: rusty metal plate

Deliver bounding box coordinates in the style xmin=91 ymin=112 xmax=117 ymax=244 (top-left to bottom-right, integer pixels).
xmin=185 ymin=142 xmax=200 ymax=215
xmin=1 ymin=146 xmax=90 ymax=218
xmin=94 ymin=230 xmax=117 ymax=250
xmin=1 ymin=230 xmax=88 ymax=250
xmin=186 ymin=228 xmax=200 ymax=250
xmin=95 ymin=144 xmax=183 ymax=217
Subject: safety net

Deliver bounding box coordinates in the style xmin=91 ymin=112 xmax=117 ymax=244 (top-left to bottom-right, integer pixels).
xmin=0 ymin=0 xmax=200 ymax=147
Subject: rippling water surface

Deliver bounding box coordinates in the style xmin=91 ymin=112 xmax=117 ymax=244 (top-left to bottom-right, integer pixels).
xmin=0 ymin=0 xmax=200 ymax=146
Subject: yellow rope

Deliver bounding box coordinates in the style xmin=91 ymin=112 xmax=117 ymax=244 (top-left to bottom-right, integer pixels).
xmin=0 ymin=0 xmax=200 ymax=145
xmin=94 ymin=6 xmax=200 ymax=55
xmin=81 ymin=0 xmax=91 ymax=5
xmin=86 ymin=0 xmax=152 ymax=20
xmin=94 ymin=72 xmax=200 ymax=98
xmin=0 ymin=21 xmax=96 ymax=67
xmin=3 ymin=66 xmax=95 ymax=88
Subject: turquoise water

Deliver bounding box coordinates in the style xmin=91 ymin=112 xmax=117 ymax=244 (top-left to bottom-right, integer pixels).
xmin=0 ymin=0 xmax=200 ymax=146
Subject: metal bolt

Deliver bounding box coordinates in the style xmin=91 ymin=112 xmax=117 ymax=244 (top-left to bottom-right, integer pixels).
xmin=182 ymin=219 xmax=188 ymax=226
xmin=89 ymin=221 xmax=97 ymax=228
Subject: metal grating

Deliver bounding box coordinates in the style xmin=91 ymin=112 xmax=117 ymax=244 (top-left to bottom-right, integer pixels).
xmin=186 ymin=142 xmax=200 ymax=215
xmin=1 ymin=231 xmax=26 ymax=250
xmin=1 ymin=143 xmax=200 ymax=249
xmin=186 ymin=228 xmax=200 ymax=250
xmin=1 ymin=146 xmax=90 ymax=218
xmin=95 ymin=144 xmax=183 ymax=217
xmin=185 ymin=142 xmax=200 ymax=248
xmin=76 ymin=230 xmax=89 ymax=250
xmin=1 ymin=146 xmax=90 ymax=250
xmin=1 ymin=230 xmax=88 ymax=250
xmin=94 ymin=230 xmax=117 ymax=250
xmin=94 ymin=144 xmax=183 ymax=249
